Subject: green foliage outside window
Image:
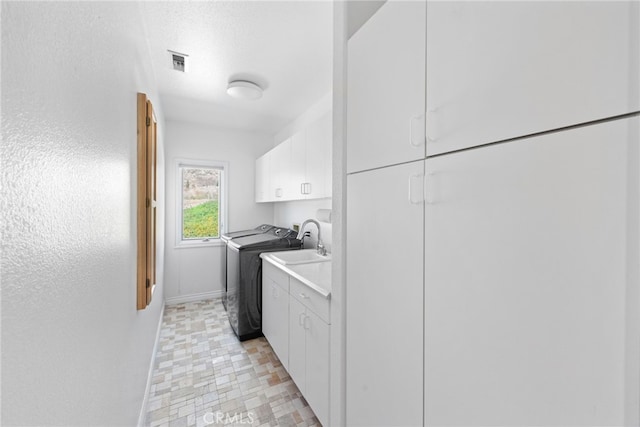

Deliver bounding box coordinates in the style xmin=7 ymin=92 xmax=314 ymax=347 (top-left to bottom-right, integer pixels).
xmin=183 ymin=200 xmax=219 ymax=238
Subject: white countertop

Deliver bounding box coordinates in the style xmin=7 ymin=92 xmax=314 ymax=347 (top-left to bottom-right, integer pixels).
xmin=261 ymin=252 xmax=332 ymax=298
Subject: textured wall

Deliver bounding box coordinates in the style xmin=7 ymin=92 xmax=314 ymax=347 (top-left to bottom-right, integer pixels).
xmin=1 ymin=2 xmax=165 ymax=425
xmin=163 ymin=120 xmax=274 ymax=301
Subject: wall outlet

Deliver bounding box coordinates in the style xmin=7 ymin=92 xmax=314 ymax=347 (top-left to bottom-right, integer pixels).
xmin=293 ymin=223 xmax=300 ymax=232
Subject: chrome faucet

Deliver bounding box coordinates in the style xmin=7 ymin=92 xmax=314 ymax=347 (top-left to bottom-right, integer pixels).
xmin=297 ymin=219 xmax=327 ymax=256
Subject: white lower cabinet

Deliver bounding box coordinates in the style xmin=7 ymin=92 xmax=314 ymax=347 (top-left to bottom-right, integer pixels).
xmin=289 ymin=283 xmax=330 ymax=427
xmin=304 ymin=307 xmax=330 ymax=425
xmin=262 ymin=262 xmax=290 ymax=370
xmin=288 ymin=296 xmax=307 ymax=393
xmin=261 ymin=262 xmax=330 ymax=426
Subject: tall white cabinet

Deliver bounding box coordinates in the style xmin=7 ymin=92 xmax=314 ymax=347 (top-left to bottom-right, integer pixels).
xmin=346 ymin=161 xmax=425 ymax=426
xmin=346 ymin=1 xmax=640 ymax=426
xmin=425 ymin=1 xmax=640 ymax=156
xmin=346 ymin=0 xmax=426 ymax=173
xmin=424 ymin=117 xmax=637 ymax=426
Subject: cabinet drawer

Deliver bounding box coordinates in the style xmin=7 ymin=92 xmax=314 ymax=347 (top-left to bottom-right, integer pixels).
xmin=263 ymin=261 xmax=289 ymax=292
xmin=290 ymin=277 xmax=330 ymax=324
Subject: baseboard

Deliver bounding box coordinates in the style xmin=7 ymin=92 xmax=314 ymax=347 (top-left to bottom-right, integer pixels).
xmin=165 ymin=290 xmax=224 ymax=305
xmin=137 ymin=301 xmax=165 ymax=427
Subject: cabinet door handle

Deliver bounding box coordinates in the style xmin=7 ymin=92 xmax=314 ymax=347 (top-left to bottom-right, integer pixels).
xmin=408 ymin=174 xmax=424 ymax=205
xmin=409 ymin=113 xmax=425 ymax=147
xmin=299 ymin=292 xmax=310 ymax=299
xmin=425 ymin=172 xmax=438 ymax=204
xmin=426 ymin=109 xmax=438 ymax=143
xmin=299 ymin=312 xmax=306 ymax=326
xmin=299 ymin=182 xmax=311 ymax=195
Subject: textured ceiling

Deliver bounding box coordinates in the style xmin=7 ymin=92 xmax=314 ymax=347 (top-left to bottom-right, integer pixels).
xmin=141 ymin=1 xmax=333 ymax=134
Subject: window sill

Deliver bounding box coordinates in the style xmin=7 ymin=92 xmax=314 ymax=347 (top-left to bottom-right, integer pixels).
xmin=175 ymin=239 xmax=224 ymax=249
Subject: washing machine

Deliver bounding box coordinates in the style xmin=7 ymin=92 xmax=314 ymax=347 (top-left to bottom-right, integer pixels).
xmin=226 ymin=227 xmax=301 ymax=341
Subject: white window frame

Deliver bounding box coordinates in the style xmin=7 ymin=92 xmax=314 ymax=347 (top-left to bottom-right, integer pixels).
xmin=175 ymin=158 xmax=228 ymax=248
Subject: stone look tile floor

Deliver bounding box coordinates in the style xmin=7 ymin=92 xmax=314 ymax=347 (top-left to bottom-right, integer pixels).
xmin=145 ymin=299 xmax=321 ymax=427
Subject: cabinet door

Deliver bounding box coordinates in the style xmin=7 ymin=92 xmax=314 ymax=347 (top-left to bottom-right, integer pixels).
xmin=426 ymin=1 xmax=640 ymax=156
xmin=262 ymin=277 xmax=289 ymax=370
xmin=323 ymin=116 xmax=332 ymax=199
xmin=255 ymin=154 xmax=269 ymax=203
xmin=270 ymin=142 xmax=283 ymax=201
xmin=290 ymin=130 xmax=307 ymax=199
xmin=305 ymin=309 xmax=330 ymax=427
xmin=288 ymin=296 xmax=307 ymax=393
xmin=347 ymin=0 xmax=426 ymax=173
xmin=346 ymin=160 xmax=424 ymax=426
xmin=306 ymin=112 xmax=332 ymax=199
xmin=424 ymin=117 xmax=636 ymax=426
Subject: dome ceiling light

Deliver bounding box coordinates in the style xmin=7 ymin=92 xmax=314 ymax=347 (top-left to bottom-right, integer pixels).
xmin=226 ymin=80 xmax=263 ymax=100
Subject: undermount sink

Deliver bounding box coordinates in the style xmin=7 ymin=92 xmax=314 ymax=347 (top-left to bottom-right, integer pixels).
xmin=269 ymin=249 xmax=331 ymax=265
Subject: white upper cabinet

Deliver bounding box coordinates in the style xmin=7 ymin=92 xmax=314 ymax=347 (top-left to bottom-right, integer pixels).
xmin=289 ymin=130 xmax=307 ymax=198
xmin=426 ymin=1 xmax=640 ymax=156
xmin=268 ymin=138 xmax=292 ymax=201
xmin=305 ymin=112 xmax=332 ymax=199
xmin=254 ymin=152 xmax=270 ymax=203
xmin=347 ymin=0 xmax=426 ymax=173
xmin=423 ymin=116 xmax=637 ymax=425
xmin=256 ymin=113 xmax=332 ymax=203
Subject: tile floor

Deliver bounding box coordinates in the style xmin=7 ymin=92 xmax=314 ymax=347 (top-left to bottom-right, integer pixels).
xmin=145 ymin=299 xmax=321 ymax=427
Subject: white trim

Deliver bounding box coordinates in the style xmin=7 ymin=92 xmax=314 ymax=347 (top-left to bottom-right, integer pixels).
xmin=173 ymin=239 xmax=224 ymax=249
xmin=165 ymin=290 xmax=224 ymax=306
xmin=174 ymin=158 xmax=229 ymax=247
xmin=331 ymin=2 xmax=347 ymax=426
xmin=137 ymin=301 xmax=165 ymax=427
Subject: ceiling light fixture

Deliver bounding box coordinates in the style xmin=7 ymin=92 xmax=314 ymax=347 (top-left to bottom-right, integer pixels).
xmin=227 ymin=80 xmax=263 ymax=100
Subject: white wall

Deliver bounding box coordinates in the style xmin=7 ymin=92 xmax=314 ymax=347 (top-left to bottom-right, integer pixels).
xmin=2 ymin=2 xmax=165 ymax=425
xmin=164 ymin=121 xmax=274 ymax=302
xmin=274 ymin=200 xmax=332 ymax=251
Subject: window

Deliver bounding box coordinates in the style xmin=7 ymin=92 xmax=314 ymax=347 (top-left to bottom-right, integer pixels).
xmin=176 ymin=159 xmax=227 ymax=246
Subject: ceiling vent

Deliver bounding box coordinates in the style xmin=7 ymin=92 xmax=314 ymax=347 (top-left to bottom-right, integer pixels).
xmin=168 ymin=50 xmax=188 ymax=72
